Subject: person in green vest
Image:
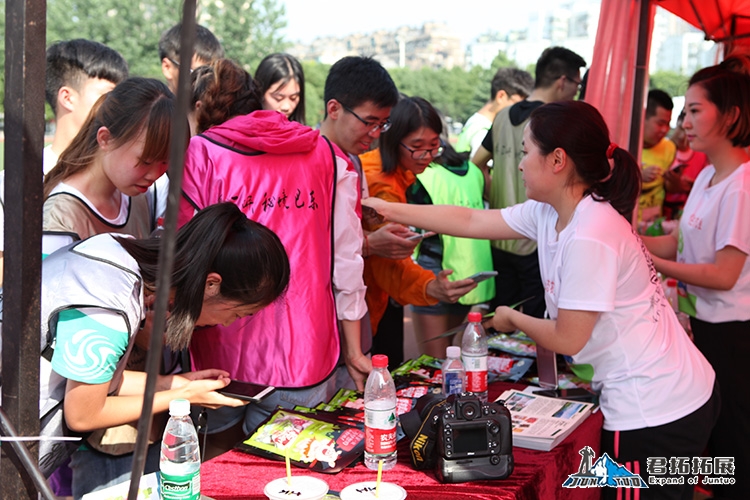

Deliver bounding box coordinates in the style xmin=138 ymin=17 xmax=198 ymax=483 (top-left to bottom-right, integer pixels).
xmin=410 ymin=136 xmax=494 ymax=358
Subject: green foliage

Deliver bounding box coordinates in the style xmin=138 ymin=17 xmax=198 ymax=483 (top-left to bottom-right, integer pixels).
xmin=389 ymin=51 xmax=519 ymax=125
xmin=649 ymin=70 xmax=690 ymax=97
xmin=301 ymin=60 xmax=330 ymax=126
xmin=206 ymin=0 xmax=289 ymax=72
xmin=46 ymin=0 xmax=180 ymax=79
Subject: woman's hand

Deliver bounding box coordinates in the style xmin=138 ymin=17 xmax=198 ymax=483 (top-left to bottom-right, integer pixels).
xmin=489 ymin=306 xmax=517 ymax=333
xmin=366 ymin=224 xmax=419 ymax=260
xmin=361 ymin=198 xmax=389 ymax=220
xmin=173 ymin=376 xmax=248 ymax=409
xmin=425 ymin=269 xmax=477 ymax=303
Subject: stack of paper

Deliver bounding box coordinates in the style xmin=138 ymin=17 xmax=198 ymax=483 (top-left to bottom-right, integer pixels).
xmin=497 ymin=389 xmax=596 ymax=451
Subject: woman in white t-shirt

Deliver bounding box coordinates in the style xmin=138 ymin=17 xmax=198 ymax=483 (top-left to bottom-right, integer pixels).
xmin=643 ymin=66 xmax=750 ymax=500
xmin=364 ymin=100 xmax=719 ymax=500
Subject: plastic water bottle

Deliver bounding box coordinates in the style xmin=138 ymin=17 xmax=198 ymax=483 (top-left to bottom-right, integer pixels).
xmin=364 ymin=354 xmax=398 ymax=471
xmin=462 ymin=311 xmax=488 ymax=402
xmin=160 ymin=399 xmax=200 ymax=500
xmin=441 ymin=346 xmax=465 ymax=396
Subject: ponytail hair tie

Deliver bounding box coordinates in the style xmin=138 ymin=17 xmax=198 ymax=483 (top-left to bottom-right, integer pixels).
xmin=606 ymin=142 xmax=618 ymax=159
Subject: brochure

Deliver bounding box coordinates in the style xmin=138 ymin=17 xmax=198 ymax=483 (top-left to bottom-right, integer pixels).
xmin=496 ymin=389 xmax=595 ymax=451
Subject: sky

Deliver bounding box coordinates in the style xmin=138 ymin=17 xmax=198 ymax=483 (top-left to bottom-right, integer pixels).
xmin=280 ymin=0 xmax=558 ymax=48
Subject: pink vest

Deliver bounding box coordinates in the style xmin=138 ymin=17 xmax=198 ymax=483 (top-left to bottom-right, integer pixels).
xmin=180 ymin=125 xmax=339 ymax=388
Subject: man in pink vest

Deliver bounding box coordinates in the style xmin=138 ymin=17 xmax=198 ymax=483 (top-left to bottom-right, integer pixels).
xmin=178 ymin=59 xmax=368 ymax=454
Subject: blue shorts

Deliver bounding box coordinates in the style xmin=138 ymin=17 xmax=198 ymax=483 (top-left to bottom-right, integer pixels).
xmin=411 ymin=251 xmax=473 ymax=317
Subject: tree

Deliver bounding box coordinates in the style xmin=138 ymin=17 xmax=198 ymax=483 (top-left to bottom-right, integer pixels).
xmin=205 ymin=0 xmax=289 ymax=72
xmin=46 ymin=0 xmax=180 ymax=78
xmin=649 ymin=70 xmax=689 ymax=97
xmin=301 ymin=60 xmax=329 ymax=126
xmin=0 ymin=0 xmax=290 ymax=115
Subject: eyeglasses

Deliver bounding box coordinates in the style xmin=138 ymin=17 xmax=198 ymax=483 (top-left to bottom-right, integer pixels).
xmin=563 ymin=75 xmax=582 ymax=90
xmin=342 ymin=105 xmax=392 ymax=133
xmin=168 ymin=58 xmax=195 ymax=74
xmin=399 ymin=142 xmax=444 ymax=160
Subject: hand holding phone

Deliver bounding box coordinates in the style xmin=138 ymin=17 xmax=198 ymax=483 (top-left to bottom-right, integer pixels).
xmin=406 ymin=231 xmax=437 ymax=241
xmin=218 ymin=380 xmax=276 ymax=402
xmin=465 ymin=270 xmax=498 ymax=283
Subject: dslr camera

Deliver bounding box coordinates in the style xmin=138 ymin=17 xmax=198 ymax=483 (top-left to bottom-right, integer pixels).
xmin=401 ymin=392 xmax=513 ymax=483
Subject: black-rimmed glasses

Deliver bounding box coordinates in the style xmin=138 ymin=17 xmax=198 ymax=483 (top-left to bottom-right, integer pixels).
xmin=168 ymin=57 xmax=195 ymax=74
xmin=399 ymin=143 xmax=444 ymax=160
xmin=563 ymin=75 xmax=582 ymax=90
xmin=342 ymin=105 xmax=392 ymax=133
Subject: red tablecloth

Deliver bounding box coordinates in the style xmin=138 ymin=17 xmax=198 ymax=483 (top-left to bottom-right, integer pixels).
xmin=202 ymin=382 xmax=603 ymax=500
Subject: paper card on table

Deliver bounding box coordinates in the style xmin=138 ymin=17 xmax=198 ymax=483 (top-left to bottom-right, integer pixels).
xmin=496 ymin=389 xmax=595 ymax=451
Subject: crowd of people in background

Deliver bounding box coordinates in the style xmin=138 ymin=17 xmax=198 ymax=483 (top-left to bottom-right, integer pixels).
xmin=1 ymin=20 xmax=749 ymax=500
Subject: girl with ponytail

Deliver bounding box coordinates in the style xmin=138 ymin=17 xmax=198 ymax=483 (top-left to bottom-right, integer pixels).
xmin=38 ymin=202 xmax=289 ymax=495
xmin=363 ymin=100 xmax=719 ymax=500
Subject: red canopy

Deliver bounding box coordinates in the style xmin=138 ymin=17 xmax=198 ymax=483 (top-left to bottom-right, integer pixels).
xmin=656 ymin=0 xmax=750 ymax=46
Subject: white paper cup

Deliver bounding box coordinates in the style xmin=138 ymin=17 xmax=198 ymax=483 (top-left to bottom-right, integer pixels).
xmin=263 ymin=476 xmax=329 ymax=500
xmin=339 ymin=481 xmax=407 ymax=500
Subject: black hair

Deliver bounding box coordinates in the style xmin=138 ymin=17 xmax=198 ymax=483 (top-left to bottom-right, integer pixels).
xmin=116 ymin=202 xmax=290 ymax=350
xmin=688 ymin=66 xmax=750 ymax=147
xmin=158 ymin=23 xmax=225 ymax=64
xmin=534 ymin=46 xmax=587 ymax=89
xmin=193 ymin=59 xmax=263 ymax=134
xmin=44 ymin=77 xmax=181 ymax=198
xmin=255 ymin=53 xmax=306 ymax=124
xmin=45 ymin=39 xmax=129 ymax=114
xmin=646 ymin=89 xmax=674 ymax=118
xmin=379 ymin=96 xmax=443 ymax=174
xmin=323 ymin=56 xmax=399 ymax=114
xmin=490 ymin=67 xmax=534 ymax=101
xmin=528 ymin=101 xmax=641 ymax=220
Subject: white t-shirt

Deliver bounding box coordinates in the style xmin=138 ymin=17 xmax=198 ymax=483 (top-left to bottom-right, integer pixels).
xmin=460 ymin=112 xmax=492 ymax=158
xmin=502 ymin=196 xmax=715 ymax=431
xmin=678 ymin=162 xmax=750 ymax=322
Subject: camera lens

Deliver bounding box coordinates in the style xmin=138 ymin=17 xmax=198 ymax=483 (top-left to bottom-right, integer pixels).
xmin=459 ymin=401 xmax=480 ymax=420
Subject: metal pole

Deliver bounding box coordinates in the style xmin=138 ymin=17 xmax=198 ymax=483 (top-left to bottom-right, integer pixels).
xmin=628 ymin=0 xmax=654 ymax=158
xmin=1 ymin=0 xmax=46 ymax=495
xmin=126 ymin=1 xmax=197 ymax=498
xmin=0 ymin=410 xmax=56 ymax=500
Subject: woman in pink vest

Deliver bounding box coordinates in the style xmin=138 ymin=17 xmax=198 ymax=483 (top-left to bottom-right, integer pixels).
xmin=178 ymin=59 xmax=368 ymax=456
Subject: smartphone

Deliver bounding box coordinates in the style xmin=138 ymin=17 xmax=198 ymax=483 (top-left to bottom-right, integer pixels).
xmin=465 ymin=270 xmax=498 ymax=283
xmin=533 ymin=388 xmax=597 ymax=403
xmin=218 ymin=380 xmax=276 ymax=402
xmin=406 ymin=231 xmax=437 ymax=241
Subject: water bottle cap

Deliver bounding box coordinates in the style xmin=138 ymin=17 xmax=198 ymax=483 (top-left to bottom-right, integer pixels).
xmin=372 ymin=354 xmax=389 ymax=368
xmin=169 ymin=398 xmax=191 ymax=416
xmin=666 ymin=278 xmax=677 ymax=286
xmin=468 ymin=312 xmax=483 ymax=323
xmin=446 ymin=346 xmax=461 ymax=358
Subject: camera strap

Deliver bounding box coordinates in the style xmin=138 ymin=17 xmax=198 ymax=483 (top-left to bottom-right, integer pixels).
xmin=407 ymin=398 xmax=450 ymax=470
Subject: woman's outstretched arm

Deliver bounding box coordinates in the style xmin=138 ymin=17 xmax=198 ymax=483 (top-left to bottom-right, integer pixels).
xmin=362 ymin=198 xmax=525 ymax=241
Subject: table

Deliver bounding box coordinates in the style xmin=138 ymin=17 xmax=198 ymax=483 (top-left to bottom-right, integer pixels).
xmin=201 ymin=382 xmax=603 ymax=500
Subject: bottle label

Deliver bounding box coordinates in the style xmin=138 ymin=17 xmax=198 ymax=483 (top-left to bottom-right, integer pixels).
xmin=463 ymin=354 xmax=488 ymax=393
xmin=364 ymin=406 xmax=397 ymax=454
xmin=443 ymin=371 xmax=464 ymax=395
xmin=160 ymin=470 xmax=200 ymax=500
